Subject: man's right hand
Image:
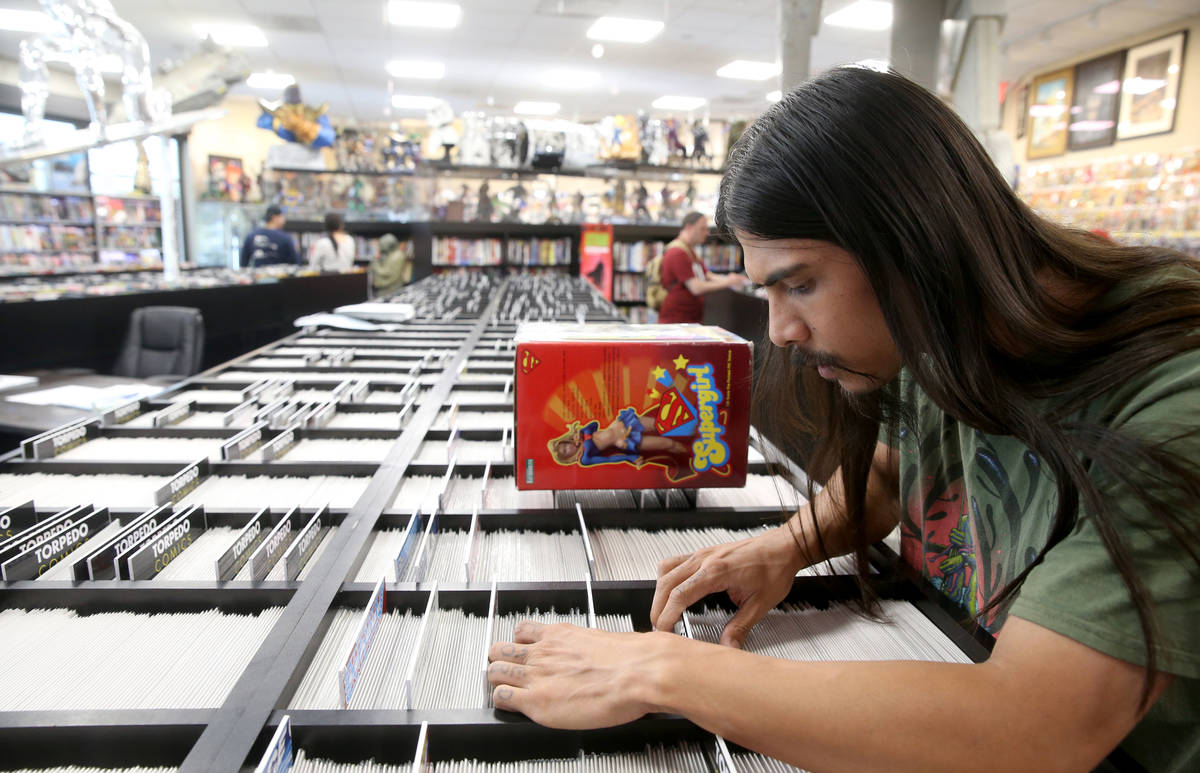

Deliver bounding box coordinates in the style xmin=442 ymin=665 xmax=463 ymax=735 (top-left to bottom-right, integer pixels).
xmin=650 ymin=524 xmax=807 ymax=649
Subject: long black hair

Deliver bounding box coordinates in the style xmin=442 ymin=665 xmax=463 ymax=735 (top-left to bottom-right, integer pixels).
xmin=717 ymin=66 xmax=1200 ymax=703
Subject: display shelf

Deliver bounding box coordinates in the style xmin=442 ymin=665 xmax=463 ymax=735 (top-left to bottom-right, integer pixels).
xmin=0 ymin=219 xmax=96 ymax=227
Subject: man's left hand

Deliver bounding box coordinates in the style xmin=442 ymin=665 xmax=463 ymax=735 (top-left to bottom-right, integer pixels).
xmin=487 ymin=622 xmax=671 ymax=729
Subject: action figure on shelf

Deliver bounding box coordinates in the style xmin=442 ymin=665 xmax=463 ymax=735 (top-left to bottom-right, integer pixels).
xmin=475 ymin=181 xmax=494 ymax=222
xmin=257 ymin=83 xmax=336 ymax=149
xmin=544 ymin=184 xmax=562 ymax=225
xmin=428 ymin=101 xmax=458 ymax=162
xmin=612 ymin=179 xmax=627 ymax=218
xmin=683 ymin=180 xmax=697 ymax=213
xmin=633 ymin=182 xmax=651 ymax=222
xmin=570 ymin=190 xmax=586 ymax=223
xmin=503 ymin=182 xmax=529 ymax=223
xmin=691 ymin=120 xmax=710 ymax=168
xmin=666 ymin=119 xmax=687 ymax=164
xmin=660 ymin=185 xmax=678 ymax=223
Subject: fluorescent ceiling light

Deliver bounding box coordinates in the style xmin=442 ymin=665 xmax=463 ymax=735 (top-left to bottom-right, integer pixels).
xmin=541 ymin=69 xmax=600 ymax=91
xmin=387 ymin=1 xmax=461 ymax=29
xmin=716 ymin=60 xmax=780 ymax=80
xmin=0 ymin=9 xmax=55 ymax=33
xmin=514 ymin=101 xmax=560 ymax=116
xmin=766 ymin=90 xmax=782 ymax=103
xmin=586 ymin=16 xmax=663 ymax=43
xmin=247 ymin=72 xmax=296 ymax=90
xmin=391 ymin=94 xmax=442 ymax=110
xmin=192 ymin=23 xmax=268 ymax=47
xmin=824 ymin=1 xmax=892 ymax=31
xmin=386 ymin=60 xmax=445 ymax=80
xmin=652 ymin=95 xmax=706 ymax=111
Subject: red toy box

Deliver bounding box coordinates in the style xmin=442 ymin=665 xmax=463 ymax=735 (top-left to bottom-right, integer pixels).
xmin=514 ymin=323 xmax=752 ymax=491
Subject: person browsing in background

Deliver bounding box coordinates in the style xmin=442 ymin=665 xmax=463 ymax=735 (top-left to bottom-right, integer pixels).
xmin=657 ymin=211 xmax=746 ymax=323
xmin=239 ymin=204 xmax=300 ymax=268
xmin=487 ymin=67 xmax=1200 ymax=772
xmin=309 ymin=212 xmax=356 ymax=272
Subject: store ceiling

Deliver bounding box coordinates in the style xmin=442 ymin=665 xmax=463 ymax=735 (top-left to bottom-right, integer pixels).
xmin=0 ymin=0 xmax=1195 ymax=124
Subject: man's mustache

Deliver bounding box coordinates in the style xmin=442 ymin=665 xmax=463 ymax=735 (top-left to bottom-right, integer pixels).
xmin=787 ymin=347 xmax=878 ymax=381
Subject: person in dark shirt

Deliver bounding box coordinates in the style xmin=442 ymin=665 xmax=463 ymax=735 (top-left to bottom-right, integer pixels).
xmin=658 ymin=211 xmax=745 ymax=323
xmin=240 ymin=204 xmax=300 ymax=268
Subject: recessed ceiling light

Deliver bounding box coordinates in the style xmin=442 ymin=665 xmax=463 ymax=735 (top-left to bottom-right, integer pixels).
xmin=387 ymin=1 xmax=461 ymax=29
xmin=823 ymin=1 xmax=892 ymax=31
xmin=586 ymin=16 xmax=664 ymax=43
xmin=541 ymin=69 xmax=600 ymax=91
xmin=0 ymin=9 xmax=55 ymax=33
xmin=192 ymin=23 xmax=268 ymax=47
xmin=514 ymin=101 xmax=560 ymax=116
xmin=386 ymin=60 xmax=445 ymax=80
xmin=766 ymin=90 xmax=782 ymax=102
xmin=247 ymin=72 xmax=296 ymax=90
xmin=716 ymin=60 xmax=780 ymax=80
xmin=591 ymin=43 xmax=605 ymax=58
xmin=391 ymin=94 xmax=443 ymax=110
xmin=652 ymin=95 xmax=706 ymax=111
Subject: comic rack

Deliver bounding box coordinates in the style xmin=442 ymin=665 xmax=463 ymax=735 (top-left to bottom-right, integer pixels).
xmin=0 ymin=273 xmax=994 ymax=773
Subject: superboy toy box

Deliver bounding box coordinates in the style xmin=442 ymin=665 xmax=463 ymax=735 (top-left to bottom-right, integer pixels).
xmin=514 ymin=323 xmax=751 ymax=491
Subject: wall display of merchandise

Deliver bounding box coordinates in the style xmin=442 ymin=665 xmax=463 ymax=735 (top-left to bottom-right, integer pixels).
xmin=262 ymin=166 xmax=721 ymax=227
xmin=1021 ymin=30 xmax=1187 ymax=160
xmin=258 ymin=109 xmax=727 ymax=226
xmin=433 ymin=237 xmax=503 ymax=267
xmin=0 ymin=263 xmax=356 ymax=304
xmin=1021 ymin=147 xmax=1200 ymax=257
xmin=0 ymin=189 xmax=167 ymax=276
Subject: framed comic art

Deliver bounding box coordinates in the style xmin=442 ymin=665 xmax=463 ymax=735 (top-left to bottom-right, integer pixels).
xmin=1068 ymin=50 xmax=1125 ymax=151
xmin=1117 ymin=30 xmax=1187 ymax=140
xmin=1027 ymin=68 xmax=1073 ymax=159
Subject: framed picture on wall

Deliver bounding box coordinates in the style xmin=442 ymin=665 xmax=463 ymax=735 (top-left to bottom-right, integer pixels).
xmin=1014 ymin=83 xmax=1029 ymax=140
xmin=1027 ymin=68 xmax=1074 ymax=159
xmin=1068 ymin=51 xmax=1125 ymax=151
xmin=1117 ymin=30 xmax=1187 ymax=140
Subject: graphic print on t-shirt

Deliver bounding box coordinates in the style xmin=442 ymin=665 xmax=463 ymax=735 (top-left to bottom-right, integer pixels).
xmin=897 ymin=422 xmax=1053 ymax=632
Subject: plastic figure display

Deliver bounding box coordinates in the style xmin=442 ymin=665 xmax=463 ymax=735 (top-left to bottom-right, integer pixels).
xmin=515 ymin=323 xmax=751 ymax=491
xmin=18 ymin=0 xmax=171 ymax=145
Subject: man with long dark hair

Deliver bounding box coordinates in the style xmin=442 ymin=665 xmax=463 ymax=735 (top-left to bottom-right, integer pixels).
xmin=488 ymin=67 xmax=1199 ymax=772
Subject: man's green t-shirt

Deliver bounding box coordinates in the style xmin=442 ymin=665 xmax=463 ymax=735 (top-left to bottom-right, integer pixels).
xmin=885 ymin=350 xmax=1199 ymax=771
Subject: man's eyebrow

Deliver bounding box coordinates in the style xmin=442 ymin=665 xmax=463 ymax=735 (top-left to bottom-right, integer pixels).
xmin=758 ymin=263 xmax=809 ymax=288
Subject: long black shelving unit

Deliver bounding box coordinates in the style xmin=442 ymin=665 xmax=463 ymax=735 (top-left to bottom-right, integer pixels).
xmin=0 ymin=271 xmax=1027 ymax=773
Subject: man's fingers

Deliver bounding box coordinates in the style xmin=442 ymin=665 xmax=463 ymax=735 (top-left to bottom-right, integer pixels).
xmin=719 ymin=597 xmax=770 ymax=649
xmin=487 ymin=660 xmax=531 ymax=688
xmin=650 ymin=554 xmax=698 ymax=625
xmin=653 ymin=564 xmax=720 ymax=632
xmin=488 ymin=641 xmax=531 ymax=664
xmin=492 ymin=684 xmax=531 ymax=714
xmin=513 ymin=620 xmax=546 ymax=643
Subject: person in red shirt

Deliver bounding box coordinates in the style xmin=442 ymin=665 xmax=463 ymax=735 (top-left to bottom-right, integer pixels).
xmin=658 ymin=212 xmax=746 ymax=323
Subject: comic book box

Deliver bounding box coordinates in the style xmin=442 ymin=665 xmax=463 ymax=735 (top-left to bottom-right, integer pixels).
xmin=514 ymin=323 xmax=752 ymax=491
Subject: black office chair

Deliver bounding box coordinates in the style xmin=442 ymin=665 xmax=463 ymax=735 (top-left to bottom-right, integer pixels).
xmin=113 ymin=306 xmax=205 ymax=380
